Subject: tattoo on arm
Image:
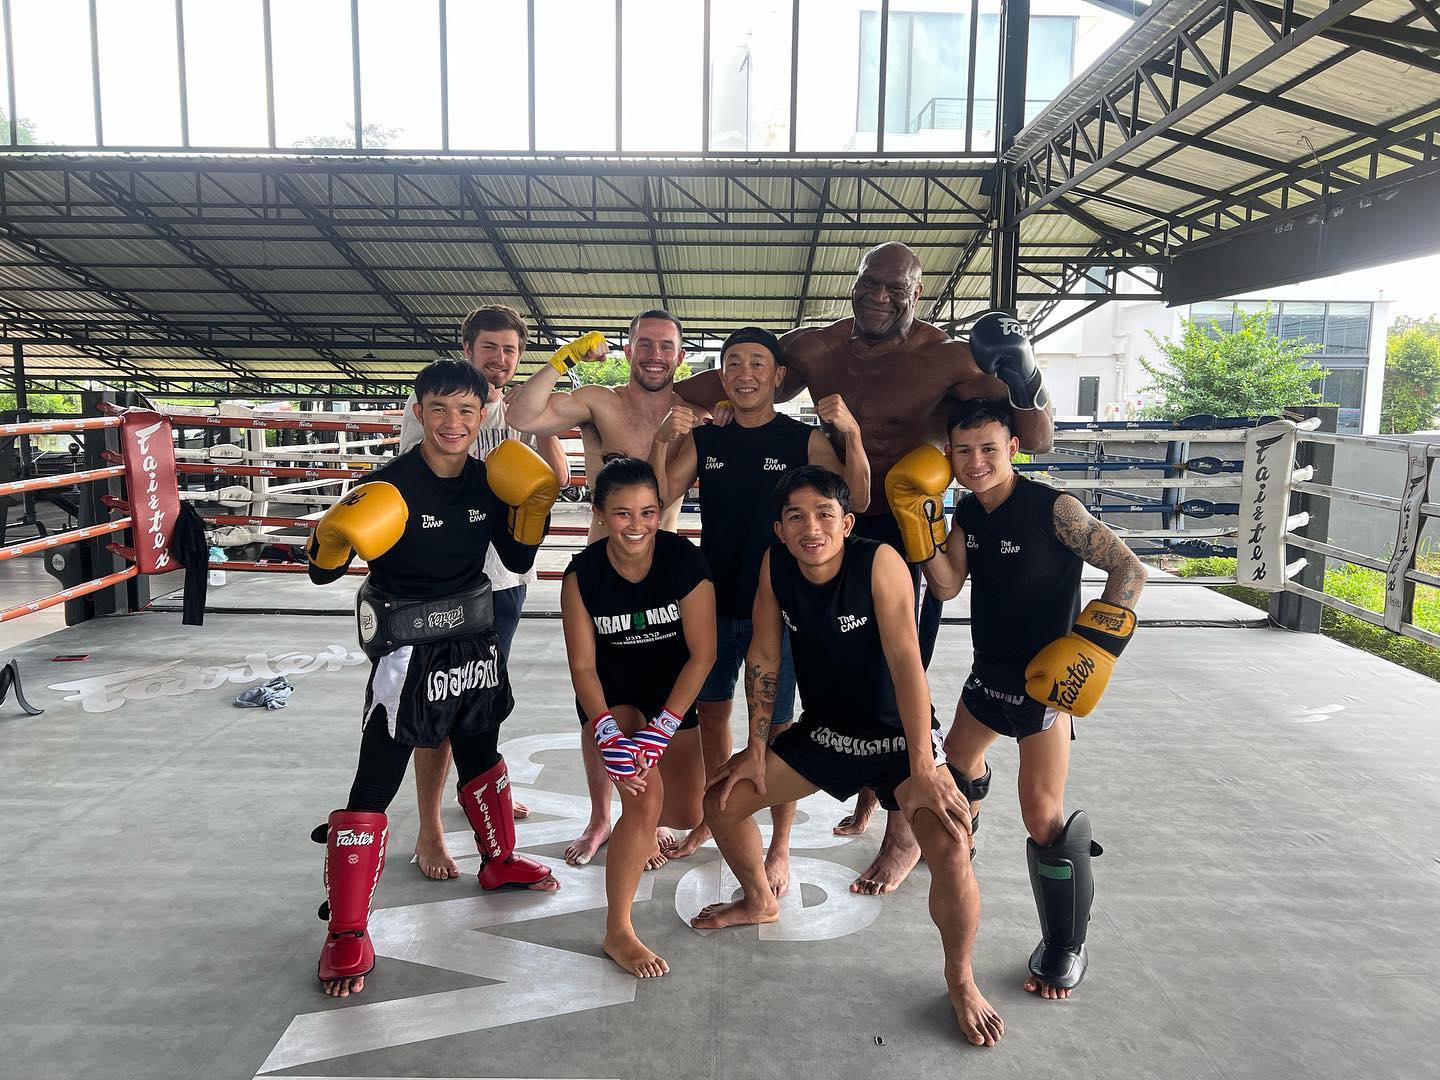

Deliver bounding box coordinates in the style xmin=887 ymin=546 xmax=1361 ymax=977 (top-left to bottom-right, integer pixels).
xmin=1052 ymin=496 xmax=1147 ymax=607
xmin=744 ymin=662 xmax=778 ymax=743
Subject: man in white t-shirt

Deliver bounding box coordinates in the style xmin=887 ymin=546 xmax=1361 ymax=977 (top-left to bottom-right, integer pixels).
xmin=397 ymin=304 xmax=571 ymax=879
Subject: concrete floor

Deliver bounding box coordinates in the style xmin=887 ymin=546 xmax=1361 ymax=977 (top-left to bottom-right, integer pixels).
xmin=1 ymin=562 xmax=1438 ymax=1080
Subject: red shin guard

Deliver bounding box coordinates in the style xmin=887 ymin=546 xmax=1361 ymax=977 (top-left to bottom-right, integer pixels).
xmin=317 ymin=809 xmax=388 ymax=982
xmin=459 ymin=760 xmax=553 ymax=890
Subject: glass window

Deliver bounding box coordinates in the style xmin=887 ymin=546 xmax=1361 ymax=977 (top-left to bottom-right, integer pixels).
xmin=622 ymin=0 xmax=703 ymax=151
xmin=970 ymin=14 xmax=1000 ymax=151
xmin=857 ymin=8 xmax=970 ymax=151
xmin=97 ymin=0 xmax=182 ymax=146
xmin=710 ymin=0 xmax=792 ymax=152
xmin=1025 ymin=17 xmax=1075 ymax=124
xmin=358 ymin=0 xmax=440 ymax=149
xmin=534 ymin=0 xmax=616 ymax=151
xmin=1235 ymin=300 xmax=1279 ymax=337
xmin=1279 ymin=302 xmax=1325 ymax=351
xmin=182 ymin=0 xmax=269 ymax=147
xmin=446 ymin=0 xmax=529 ymax=151
xmin=800 ymin=0 xmax=876 ymax=153
xmin=1191 ymin=302 xmax=1234 ymax=336
xmin=1324 ymin=302 xmax=1371 ymax=356
xmin=1316 ymin=366 xmax=1365 ymax=433
xmin=272 ymin=0 xmax=354 ymax=148
xmin=10 ymin=0 xmax=95 ymax=144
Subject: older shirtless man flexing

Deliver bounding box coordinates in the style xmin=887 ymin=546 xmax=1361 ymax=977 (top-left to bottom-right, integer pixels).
xmin=506 ymin=308 xmax=696 ymax=866
xmin=676 ymin=241 xmax=1054 ymax=893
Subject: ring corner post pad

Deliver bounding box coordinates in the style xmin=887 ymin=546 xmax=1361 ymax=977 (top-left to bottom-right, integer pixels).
xmin=0 ymin=658 xmax=45 ymax=716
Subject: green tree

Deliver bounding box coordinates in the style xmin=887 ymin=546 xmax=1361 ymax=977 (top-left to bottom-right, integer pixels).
xmin=1379 ymin=326 xmax=1440 ymax=434
xmin=294 ymin=123 xmax=401 ymax=149
xmin=0 ymin=392 xmax=80 ymax=413
xmin=0 ymin=107 xmax=38 ymax=144
xmin=1137 ymin=305 xmax=1324 ymax=419
xmin=572 ymin=353 xmax=693 ymax=387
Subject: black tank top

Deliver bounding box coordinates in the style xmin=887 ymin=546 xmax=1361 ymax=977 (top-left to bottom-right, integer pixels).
xmin=952 ymin=474 xmax=1082 ymax=677
xmin=769 ymin=536 xmax=923 ymax=733
xmin=693 ymin=415 xmax=813 ymax=617
xmin=565 ymin=530 xmax=711 ymax=709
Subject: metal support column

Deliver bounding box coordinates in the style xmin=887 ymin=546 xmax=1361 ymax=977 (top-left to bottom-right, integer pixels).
xmin=1269 ymin=405 xmax=1337 ymax=632
xmin=11 ymin=342 xmax=38 ymax=529
xmin=990 ymin=0 xmax=1030 ymax=311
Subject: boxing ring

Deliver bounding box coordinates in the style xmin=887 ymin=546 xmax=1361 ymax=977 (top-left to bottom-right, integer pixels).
xmin=1 ymin=403 xmax=1438 ymax=1080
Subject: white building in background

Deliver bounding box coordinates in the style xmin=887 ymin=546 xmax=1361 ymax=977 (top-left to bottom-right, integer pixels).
xmin=1035 ymin=285 xmax=1392 ymax=434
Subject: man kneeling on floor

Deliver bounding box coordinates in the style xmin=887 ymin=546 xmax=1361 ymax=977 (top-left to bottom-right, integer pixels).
xmin=691 ymin=465 xmax=1003 ymax=1047
xmin=305 ymin=358 xmax=562 ymax=998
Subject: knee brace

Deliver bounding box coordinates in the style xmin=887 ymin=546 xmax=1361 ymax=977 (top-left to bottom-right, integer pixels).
xmin=1026 ymin=808 xmax=1103 ymax=990
xmin=945 ymin=762 xmax=991 ymax=833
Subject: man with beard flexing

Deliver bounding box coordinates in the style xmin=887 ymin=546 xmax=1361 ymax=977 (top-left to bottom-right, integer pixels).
xmin=675 ymin=242 xmax=1054 ymax=893
xmin=507 ymin=309 xmax=698 ymax=867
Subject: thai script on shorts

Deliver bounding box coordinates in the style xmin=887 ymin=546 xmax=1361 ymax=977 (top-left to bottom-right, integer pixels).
xmin=426 ymin=654 xmax=501 ymax=702
xmin=808 ymin=725 xmax=906 ymax=756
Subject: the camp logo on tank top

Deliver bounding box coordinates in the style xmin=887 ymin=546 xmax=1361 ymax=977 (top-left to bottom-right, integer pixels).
xmin=694 ymin=415 xmax=812 ymax=617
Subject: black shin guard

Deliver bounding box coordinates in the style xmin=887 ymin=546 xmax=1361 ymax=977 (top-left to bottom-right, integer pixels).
xmin=1026 ymin=809 xmax=1102 ymax=990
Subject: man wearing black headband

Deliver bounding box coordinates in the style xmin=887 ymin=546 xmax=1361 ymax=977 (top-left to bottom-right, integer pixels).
xmin=649 ymin=326 xmax=870 ymax=895
xmin=675 ymin=242 xmax=1055 ymax=895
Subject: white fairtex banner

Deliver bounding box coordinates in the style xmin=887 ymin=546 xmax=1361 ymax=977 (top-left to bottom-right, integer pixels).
xmin=1237 ymin=418 xmax=1299 ymax=591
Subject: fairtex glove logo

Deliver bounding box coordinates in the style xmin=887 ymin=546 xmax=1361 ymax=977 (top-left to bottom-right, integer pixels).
xmin=1050 ymin=655 xmax=1097 ymax=711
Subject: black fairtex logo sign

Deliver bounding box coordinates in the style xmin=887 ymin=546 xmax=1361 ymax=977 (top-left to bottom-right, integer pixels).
xmin=1049 ymin=655 xmax=1097 ymax=711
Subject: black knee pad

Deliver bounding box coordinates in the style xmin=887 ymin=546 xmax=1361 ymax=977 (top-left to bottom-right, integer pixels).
xmin=946 ymin=762 xmax=991 ymax=803
xmin=1026 ymin=808 xmax=1103 ymax=990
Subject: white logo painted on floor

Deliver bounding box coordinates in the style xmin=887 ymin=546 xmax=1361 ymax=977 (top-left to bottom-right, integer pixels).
xmin=254 ymin=731 xmax=878 ymax=1077
xmin=47 ymin=643 xmax=367 ymax=714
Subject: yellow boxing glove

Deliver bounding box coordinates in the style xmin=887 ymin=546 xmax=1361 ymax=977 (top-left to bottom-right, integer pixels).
xmin=307 ymin=481 xmax=408 ymax=572
xmin=487 ymin=439 xmax=561 ymax=546
xmin=1024 ymin=600 xmax=1136 ymax=717
xmin=884 ymin=445 xmax=953 ymax=563
xmin=548 ymin=331 xmax=607 ymax=375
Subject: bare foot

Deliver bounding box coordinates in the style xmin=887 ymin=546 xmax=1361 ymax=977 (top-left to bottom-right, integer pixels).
xmin=414 ymin=833 xmax=460 ymax=881
xmin=668 ymin=823 xmax=711 ymax=859
xmin=513 ymin=799 xmax=530 ymax=820
xmin=834 ymin=788 xmax=879 ymax=835
xmin=765 ymin=846 xmax=790 ymax=898
xmin=322 ymin=975 xmax=365 ymax=998
xmin=849 ymin=835 xmax=921 ymax=895
xmin=1024 ymin=973 xmax=1073 ymax=1000
xmin=656 ymin=827 xmax=676 ymax=853
xmin=564 ymin=821 xmax=611 ymax=867
xmin=603 ymin=929 xmax=669 ymax=978
xmin=690 ymin=895 xmax=780 ymax=930
xmin=950 ymin=981 xmax=1004 ymax=1046
xmin=644 ymin=845 xmax=669 ymax=871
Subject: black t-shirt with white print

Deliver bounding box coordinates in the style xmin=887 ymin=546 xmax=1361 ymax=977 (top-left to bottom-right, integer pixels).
xmin=357 ymin=445 xmax=538 ymax=599
xmin=565 ymin=529 xmax=710 ymax=712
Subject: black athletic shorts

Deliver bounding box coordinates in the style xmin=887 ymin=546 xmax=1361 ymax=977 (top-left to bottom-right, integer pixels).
xmin=574 ymin=699 xmax=699 ymax=731
xmin=363 ymin=631 xmax=513 ymax=749
xmin=960 ymin=665 xmax=1069 ymax=741
xmin=771 ymin=716 xmax=940 ymax=811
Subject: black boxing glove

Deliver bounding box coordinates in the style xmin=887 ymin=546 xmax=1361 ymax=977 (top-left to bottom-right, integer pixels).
xmin=970 ymin=311 xmax=1049 ymax=411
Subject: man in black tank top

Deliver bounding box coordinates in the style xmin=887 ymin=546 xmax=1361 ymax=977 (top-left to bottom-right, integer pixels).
xmin=920 ymin=399 xmax=1148 ymax=1000
xmin=690 ymin=465 xmax=1005 ymax=1049
xmin=649 ymin=326 xmax=872 ymax=889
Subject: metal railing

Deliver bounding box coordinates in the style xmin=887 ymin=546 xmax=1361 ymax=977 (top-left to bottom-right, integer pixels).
xmin=1285 ymin=425 xmax=1440 ymax=650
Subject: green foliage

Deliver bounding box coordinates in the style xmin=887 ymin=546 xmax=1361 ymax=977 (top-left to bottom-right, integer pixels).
xmin=1379 ymin=326 xmax=1440 ymax=434
xmin=572 ymin=353 xmax=693 ymax=387
xmin=1173 ymin=555 xmax=1440 ymax=682
xmin=0 ymin=392 xmax=80 ymax=413
xmin=1137 ymin=305 xmax=1324 ymax=419
xmin=0 ymin=108 xmax=38 ymax=144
